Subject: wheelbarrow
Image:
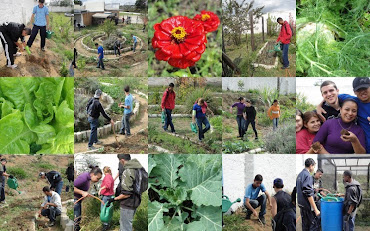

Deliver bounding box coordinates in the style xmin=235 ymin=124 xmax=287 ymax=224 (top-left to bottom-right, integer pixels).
xmin=46 ymin=30 xmax=54 ymax=39
xmin=222 ymin=195 xmax=241 ymax=213
xmin=7 ymin=176 xmax=21 ymax=194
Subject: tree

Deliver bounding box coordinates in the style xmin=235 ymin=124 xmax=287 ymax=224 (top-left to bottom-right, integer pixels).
xmin=267 ymin=13 xmax=279 ymax=37
xmin=100 ymin=20 xmax=116 ymax=38
xmin=135 ymin=0 xmax=147 ymax=12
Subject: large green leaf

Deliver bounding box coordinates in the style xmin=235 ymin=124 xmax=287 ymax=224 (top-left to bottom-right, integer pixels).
xmin=151 ymin=154 xmax=182 ymax=188
xmin=0 ymin=97 xmax=15 ymax=118
xmin=159 ymin=188 xmax=187 ymax=206
xmin=0 ymin=78 xmax=39 ymax=110
xmin=148 ymin=201 xmax=169 ymax=231
xmin=187 ymin=206 xmax=222 ymax=231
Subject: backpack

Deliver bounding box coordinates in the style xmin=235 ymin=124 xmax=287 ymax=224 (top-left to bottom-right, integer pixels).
xmin=86 ymin=98 xmax=95 ymax=116
xmin=285 ymin=23 xmax=294 ymax=37
xmin=133 ymin=167 xmax=148 ymax=196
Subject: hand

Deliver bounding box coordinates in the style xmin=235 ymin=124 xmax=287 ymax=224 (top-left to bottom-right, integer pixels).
xmin=110 ymin=120 xmax=114 ymax=125
xmin=192 ymin=120 xmax=195 ymax=124
xmin=98 ymin=189 xmax=102 ymax=196
xmin=252 ymin=210 xmax=258 ymax=217
xmin=9 ymin=175 xmax=14 ymax=179
xmin=38 ymin=210 xmax=42 ymax=217
xmin=367 ymin=117 xmax=370 ymax=123
xmin=314 ymin=209 xmax=320 ymax=217
xmin=229 ymin=109 xmax=232 ymax=113
xmin=162 ymin=108 xmax=165 ymax=112
xmin=81 ymin=191 xmax=89 ymax=198
xmin=269 ymin=202 xmax=273 ymax=208
xmin=344 ymin=213 xmax=351 ymax=222
xmin=316 ymin=106 xmax=327 ymax=122
xmin=341 ymin=131 xmax=358 ymax=143
xmin=106 ymin=198 xmax=115 ymax=206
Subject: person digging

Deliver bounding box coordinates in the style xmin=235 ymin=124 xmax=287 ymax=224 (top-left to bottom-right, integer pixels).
xmin=276 ymin=17 xmax=292 ymax=70
xmin=39 ymin=171 xmax=63 ymax=195
xmin=192 ymin=98 xmax=214 ymax=142
xmin=0 ymin=22 xmax=31 ymax=69
xmin=38 ymin=186 xmax=62 ymax=227
xmin=243 ymin=174 xmax=272 ymax=225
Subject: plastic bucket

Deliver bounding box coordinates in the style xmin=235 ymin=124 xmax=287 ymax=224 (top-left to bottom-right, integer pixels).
xmin=321 ymin=197 xmax=344 ymax=231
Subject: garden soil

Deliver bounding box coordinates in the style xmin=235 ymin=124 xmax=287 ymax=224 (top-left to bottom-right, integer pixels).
xmin=74 ymin=94 xmax=148 ymax=154
xmin=255 ymin=41 xmax=278 ymax=65
xmin=229 ymin=205 xmax=273 ymax=231
xmin=0 ymin=36 xmax=63 ymax=77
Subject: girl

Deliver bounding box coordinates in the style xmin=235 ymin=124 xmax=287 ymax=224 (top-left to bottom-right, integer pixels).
xmin=230 ymin=97 xmax=246 ymax=138
xmin=192 ymin=98 xmax=214 ymax=141
xmin=99 ymin=166 xmax=114 ymax=229
xmin=296 ymin=111 xmax=321 ymax=154
xmin=267 ymin=100 xmax=281 ymax=131
xmin=243 ymin=99 xmax=258 ymax=140
xmin=296 ymin=109 xmax=304 ymax=133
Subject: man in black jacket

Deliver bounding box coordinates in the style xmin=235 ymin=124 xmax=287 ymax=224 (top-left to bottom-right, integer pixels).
xmin=296 ymin=158 xmax=320 ymax=231
xmin=0 ymin=22 xmax=31 ymax=68
xmin=86 ymin=89 xmax=114 ymax=150
xmin=39 ymin=171 xmax=63 ymax=195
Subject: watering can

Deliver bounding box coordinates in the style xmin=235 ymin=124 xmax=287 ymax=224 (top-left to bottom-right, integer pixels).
xmin=269 ymin=42 xmax=281 ymax=53
xmin=100 ymin=200 xmax=114 ymax=223
xmin=7 ymin=177 xmax=21 ymax=194
xmin=222 ymin=195 xmax=241 ymax=213
xmin=161 ymin=111 xmax=166 ymax=124
xmin=46 ymin=30 xmax=54 ymax=39
xmin=190 ymin=122 xmax=198 ymax=133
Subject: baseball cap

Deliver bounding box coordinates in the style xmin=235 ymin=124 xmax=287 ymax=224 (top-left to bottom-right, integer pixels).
xmin=353 ymin=77 xmax=369 ymax=92
xmin=273 ymin=178 xmax=284 ymax=188
xmin=94 ymin=89 xmax=102 ymax=98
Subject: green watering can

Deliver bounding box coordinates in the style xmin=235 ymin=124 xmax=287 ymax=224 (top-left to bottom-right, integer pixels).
xmin=100 ymin=200 xmax=114 ymax=223
xmin=318 ymin=193 xmax=339 ymax=202
xmin=190 ymin=122 xmax=198 ymax=133
xmin=269 ymin=42 xmax=281 ymax=53
xmin=222 ymin=195 xmax=241 ymax=213
xmin=161 ymin=111 xmax=166 ymax=124
xmin=7 ymin=177 xmax=21 ymax=194
xmin=46 ymin=30 xmax=54 ymax=39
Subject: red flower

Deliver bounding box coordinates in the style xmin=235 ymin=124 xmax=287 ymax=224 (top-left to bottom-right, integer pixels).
xmin=152 ymin=16 xmax=207 ymax=69
xmin=193 ymin=11 xmax=220 ymax=33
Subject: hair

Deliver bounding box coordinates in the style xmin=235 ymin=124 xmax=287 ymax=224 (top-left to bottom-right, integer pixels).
xmin=88 ymin=165 xmax=102 ymax=175
xmin=274 ymin=183 xmax=284 ymax=189
xmin=238 ymin=97 xmax=244 ymax=101
xmin=296 ymin=109 xmax=303 ymax=117
xmin=303 ymin=111 xmax=319 ymax=125
xmin=95 ymin=43 xmax=98 ymax=46
xmin=254 ymin=174 xmax=263 ymax=182
xmin=39 ymin=0 xmax=45 ymax=3
xmin=320 ymin=80 xmax=338 ymax=92
xmin=169 ymin=83 xmax=174 ymax=88
xmin=343 ymin=170 xmax=352 ymax=178
xmin=103 ymin=166 xmax=112 ymax=174
xmin=124 ymin=85 xmax=130 ymax=93
xmin=245 ymin=99 xmax=251 ymax=103
xmin=304 ymin=158 xmax=316 ymax=167
xmin=24 ymin=27 xmax=32 ymax=35
xmin=317 ymin=168 xmax=324 ymax=174
xmin=340 ymin=98 xmax=358 ymax=108
xmin=273 ymin=99 xmax=278 ymax=103
xmin=0 ymin=158 xmax=7 ymax=163
xmin=198 ymin=98 xmax=205 ymax=104
xmin=42 ymin=186 xmax=51 ymax=192
xmin=117 ymin=154 xmax=131 ymax=161
xmin=277 ymin=17 xmax=283 ymax=22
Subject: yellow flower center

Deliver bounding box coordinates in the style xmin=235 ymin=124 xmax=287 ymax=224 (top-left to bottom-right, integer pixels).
xmin=171 ymin=26 xmax=187 ymax=41
xmin=201 ymin=14 xmax=211 ymax=21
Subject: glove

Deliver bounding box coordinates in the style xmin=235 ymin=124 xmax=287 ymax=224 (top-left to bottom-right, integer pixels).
xmin=344 ymin=213 xmax=351 ymax=222
xmin=9 ymin=175 xmax=14 ymax=179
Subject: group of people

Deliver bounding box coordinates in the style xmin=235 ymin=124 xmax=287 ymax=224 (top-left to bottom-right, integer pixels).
xmin=0 ymin=0 xmax=49 ymax=69
xmin=297 ymin=158 xmax=363 ymax=231
xmin=86 ymin=86 xmax=134 ymax=150
xmin=243 ymin=174 xmax=296 ymax=230
xmin=296 ymin=77 xmax=370 ymax=154
xmin=74 ymin=154 xmax=146 ymax=231
xmin=160 ymin=83 xmax=214 ymax=141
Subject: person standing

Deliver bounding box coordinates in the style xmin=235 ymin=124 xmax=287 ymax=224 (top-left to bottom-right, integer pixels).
xmin=39 ymin=171 xmax=63 ymax=196
xmin=39 ymin=186 xmax=62 ymax=227
xmin=119 ymin=86 xmax=133 ymax=136
xmin=86 ymin=89 xmax=114 ymax=150
xmin=192 ymin=98 xmax=213 ymax=141
xmin=296 ymin=158 xmax=320 ymax=231
xmin=161 ymin=83 xmax=176 ymax=133
xmin=268 ymin=99 xmax=281 ymax=131
xmin=132 ymin=34 xmax=137 ymax=53
xmin=0 ymin=158 xmax=10 ymax=207
xmin=65 ymin=163 xmax=74 ymax=193
xmin=99 ymin=166 xmax=114 ymax=230
xmin=26 ymin=0 xmax=49 ymax=52
xmin=114 ymin=39 xmax=121 ymax=56
xmin=276 ymin=17 xmax=292 ymax=69
xmin=243 ymin=99 xmax=258 ymax=140
xmin=95 ymin=43 xmax=105 ymax=70
xmin=230 ymin=97 xmax=246 ymax=138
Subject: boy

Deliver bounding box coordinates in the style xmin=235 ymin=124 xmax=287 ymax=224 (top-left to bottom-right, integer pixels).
xmin=26 ymin=0 xmax=49 ymax=52
xmin=95 ymin=43 xmax=105 ymax=70
xmin=276 ymin=17 xmax=292 ymax=69
xmin=132 ymin=34 xmax=137 ymax=53
xmin=0 ymin=158 xmax=10 ymax=207
xmin=161 ymin=83 xmax=176 ymax=133
xmin=119 ymin=86 xmax=133 ymax=136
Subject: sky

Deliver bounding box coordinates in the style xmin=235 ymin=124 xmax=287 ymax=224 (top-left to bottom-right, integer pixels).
xmin=238 ymin=0 xmax=296 ymax=13
xmin=81 ymin=0 xmax=135 ymax=4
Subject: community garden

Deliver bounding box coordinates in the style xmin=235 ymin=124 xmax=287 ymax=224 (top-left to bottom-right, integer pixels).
xmin=0 ymin=13 xmax=74 ymax=77
xmin=74 ymin=77 xmax=148 ymax=154
xmin=0 ymin=155 xmax=74 ymax=231
xmin=148 ymin=0 xmax=222 ymax=77
xmin=223 ymin=0 xmax=296 ymax=77
xmin=148 ymin=78 xmax=223 ymax=154
xmin=74 ymin=11 xmax=148 ymax=77
xmin=222 ymin=78 xmax=296 ymax=154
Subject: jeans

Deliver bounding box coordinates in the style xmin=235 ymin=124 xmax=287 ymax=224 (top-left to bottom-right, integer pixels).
xmin=101 ymin=195 xmax=113 ymax=211
xmin=163 ymin=109 xmax=175 ymax=132
xmin=300 ymin=208 xmax=320 ymax=231
xmin=236 ymin=115 xmax=245 ymax=137
xmin=343 ymin=212 xmax=356 ymax=231
xmin=114 ymin=46 xmax=121 ymax=56
xmin=245 ymin=194 xmax=266 ymax=217
xmin=196 ymin=117 xmax=210 ymax=140
xmin=273 ymin=118 xmax=279 ymax=131
xmin=88 ymin=117 xmax=99 ymax=147
xmin=27 ymin=25 xmax=46 ymax=49
xmin=133 ymin=42 xmax=137 ymax=52
xmin=53 ymin=181 xmax=63 ymax=195
xmin=41 ymin=207 xmax=61 ymax=222
xmin=120 ymin=207 xmax=136 ymax=231
xmin=97 ymin=57 xmax=105 ymax=69
xmin=280 ymin=43 xmax=290 ymax=67
xmin=245 ymin=120 xmax=258 ymax=138
xmin=74 ymin=199 xmax=82 ymax=231
xmin=0 ymin=175 xmax=5 ymax=202
xmin=120 ymin=112 xmax=132 ymax=135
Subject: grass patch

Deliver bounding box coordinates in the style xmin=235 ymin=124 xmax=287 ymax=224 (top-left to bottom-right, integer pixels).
xmin=6 ymin=167 xmax=27 ymax=179
xmin=223 ymin=213 xmax=252 ymax=231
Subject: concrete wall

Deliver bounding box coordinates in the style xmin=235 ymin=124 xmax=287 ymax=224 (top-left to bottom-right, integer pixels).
xmin=48 ymin=6 xmax=73 ymax=13
xmin=223 ymin=154 xmax=296 ymax=212
xmin=222 ymin=77 xmax=296 ymax=95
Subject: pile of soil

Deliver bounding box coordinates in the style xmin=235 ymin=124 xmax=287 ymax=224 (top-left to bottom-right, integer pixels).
xmin=255 ymin=41 xmax=279 ymax=65
xmin=103 ymin=130 xmax=148 ymax=154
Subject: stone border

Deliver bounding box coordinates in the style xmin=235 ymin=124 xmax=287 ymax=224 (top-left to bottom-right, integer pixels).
xmin=252 ymin=41 xmax=279 ymax=69
xmin=75 ymin=88 xmax=114 ymax=112
xmin=133 ymin=89 xmax=148 ymax=99
xmin=148 ymin=144 xmax=173 ymax=154
xmin=149 ymin=114 xmax=191 ymax=118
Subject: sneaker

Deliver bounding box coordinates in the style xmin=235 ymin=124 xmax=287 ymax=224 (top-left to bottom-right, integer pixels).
xmin=126 ymin=134 xmax=131 ymax=137
xmin=88 ymin=146 xmax=97 ymax=150
xmin=46 ymin=221 xmax=55 ymax=227
xmin=118 ymin=131 xmax=125 ymax=135
xmin=255 ymin=137 xmax=259 ymax=140
xmin=13 ymin=52 xmax=22 ymax=57
xmin=7 ymin=64 xmax=17 ymax=69
xmin=281 ymin=65 xmax=290 ymax=69
xmin=259 ymin=216 xmax=266 ymax=225
xmin=171 ymin=131 xmax=176 ymax=134
xmin=95 ymin=141 xmax=103 ymax=145
xmin=41 ymin=47 xmax=45 ymax=52
xmin=0 ymin=201 xmax=7 ymax=204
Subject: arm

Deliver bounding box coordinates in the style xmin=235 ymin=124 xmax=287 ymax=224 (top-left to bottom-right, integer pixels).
xmin=46 ymin=15 xmax=50 ymax=30
xmin=113 ymin=194 xmax=130 ymax=200
xmin=30 ymin=14 xmax=35 ymax=25
xmin=114 ymin=172 xmax=119 ymax=181
xmin=192 ymin=108 xmax=196 ymax=123
xmin=243 ymin=111 xmax=247 ymax=120
xmin=264 ymin=190 xmax=272 ymax=207
xmin=271 ymin=196 xmax=277 ymax=218
xmin=245 ymin=198 xmax=258 ymax=217
xmin=316 ymin=99 xmax=327 ymax=122
xmin=267 ymin=107 xmax=272 ymax=119
xmin=161 ymin=91 xmax=167 ymax=110
xmin=207 ymin=107 xmax=214 ymax=116
xmin=98 ymin=104 xmax=113 ymax=123
xmin=302 ymin=175 xmax=320 ymax=216
xmin=308 ymin=196 xmax=320 ymax=216
xmin=74 ymin=187 xmax=89 ymax=198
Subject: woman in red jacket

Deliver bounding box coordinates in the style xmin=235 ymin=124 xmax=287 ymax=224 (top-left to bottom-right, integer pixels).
xmin=276 ymin=17 xmax=292 ymax=69
xmin=99 ymin=166 xmax=114 ymax=229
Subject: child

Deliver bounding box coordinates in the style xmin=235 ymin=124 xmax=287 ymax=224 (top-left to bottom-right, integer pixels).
xmin=192 ymin=98 xmax=214 ymax=141
xmin=267 ymin=100 xmax=281 ymax=131
xmin=95 ymin=43 xmax=105 ymax=70
xmin=99 ymin=166 xmax=114 ymax=229
xmin=243 ymin=99 xmax=258 ymax=140
xmin=230 ymin=97 xmax=246 ymax=138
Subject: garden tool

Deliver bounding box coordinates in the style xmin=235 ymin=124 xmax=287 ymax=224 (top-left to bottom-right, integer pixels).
xmin=7 ymin=176 xmax=21 ymax=194
xmin=258 ymin=217 xmax=265 ymax=227
xmin=284 ymin=68 xmax=292 ymax=77
xmin=112 ymin=125 xmax=121 ymax=149
xmin=190 ymin=122 xmax=198 ymax=134
xmin=269 ymin=42 xmax=281 ymax=53
xmin=318 ymin=193 xmax=339 ymax=202
xmin=25 ymin=46 xmax=31 ymax=55
xmin=74 ymin=194 xmax=105 ymax=205
xmin=222 ymin=195 xmax=241 ymax=213
xmin=161 ymin=111 xmax=166 ymax=124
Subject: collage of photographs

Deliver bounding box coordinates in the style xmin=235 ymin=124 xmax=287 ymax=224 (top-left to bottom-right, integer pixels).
xmin=0 ymin=0 xmax=369 ymax=231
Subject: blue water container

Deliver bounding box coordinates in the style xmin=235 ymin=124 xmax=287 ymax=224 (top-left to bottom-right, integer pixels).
xmin=321 ymin=197 xmax=344 ymax=231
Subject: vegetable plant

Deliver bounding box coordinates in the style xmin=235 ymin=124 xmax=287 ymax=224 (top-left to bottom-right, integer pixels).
xmin=0 ymin=77 xmax=74 ymax=154
xmin=148 ymin=154 xmax=222 ymax=230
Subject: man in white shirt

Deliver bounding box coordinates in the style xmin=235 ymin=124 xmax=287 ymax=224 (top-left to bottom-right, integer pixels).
xmin=39 ymin=186 xmax=62 ymax=227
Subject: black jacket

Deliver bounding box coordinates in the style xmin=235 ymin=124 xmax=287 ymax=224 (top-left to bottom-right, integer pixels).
xmin=46 ymin=171 xmax=62 ymax=189
xmin=0 ymin=22 xmax=25 ymax=43
xmin=66 ymin=166 xmax=74 ymax=181
xmin=86 ymin=97 xmax=111 ymax=120
xmin=296 ymin=168 xmax=314 ymax=210
xmin=344 ymin=179 xmax=362 ymax=214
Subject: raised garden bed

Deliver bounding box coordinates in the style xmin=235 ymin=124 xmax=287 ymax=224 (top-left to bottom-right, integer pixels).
xmin=253 ymin=41 xmax=279 ymax=69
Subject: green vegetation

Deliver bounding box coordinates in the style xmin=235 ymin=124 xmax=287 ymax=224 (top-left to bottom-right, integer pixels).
xmin=223 ymin=213 xmax=252 ymax=231
xmin=6 ymin=167 xmax=27 ymax=179
xmin=264 ymin=122 xmax=295 ymax=154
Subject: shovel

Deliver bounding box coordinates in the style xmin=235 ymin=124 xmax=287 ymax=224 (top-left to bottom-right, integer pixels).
xmin=112 ymin=124 xmax=121 ymax=149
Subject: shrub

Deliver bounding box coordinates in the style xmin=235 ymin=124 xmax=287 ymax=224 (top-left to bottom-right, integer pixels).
xmin=210 ymin=116 xmax=222 ymax=134
xmin=183 ymin=89 xmax=217 ymax=114
xmin=103 ymin=36 xmax=122 ymax=50
xmin=223 ymin=140 xmax=249 ymax=154
xmin=60 ymin=62 xmax=69 ymax=77
xmin=64 ymin=50 xmax=74 ymax=60
xmin=7 ymin=167 xmax=27 ymax=179
xmin=264 ymin=122 xmax=295 ymax=154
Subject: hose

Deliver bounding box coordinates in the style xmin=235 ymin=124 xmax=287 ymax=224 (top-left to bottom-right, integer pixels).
xmin=74 ymin=194 xmax=105 ymax=205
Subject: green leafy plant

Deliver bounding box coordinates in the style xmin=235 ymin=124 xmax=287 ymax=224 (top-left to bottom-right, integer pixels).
xmin=6 ymin=167 xmax=27 ymax=179
xmin=148 ymin=154 xmax=222 ymax=231
xmin=222 ymin=140 xmax=250 ymax=154
xmin=264 ymin=122 xmax=295 ymax=154
xmin=0 ymin=78 xmax=74 ymax=154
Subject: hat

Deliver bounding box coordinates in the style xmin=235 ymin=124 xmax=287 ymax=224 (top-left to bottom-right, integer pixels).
xmin=39 ymin=172 xmax=45 ymax=177
xmin=94 ymin=89 xmax=102 ymax=98
xmin=273 ymin=178 xmax=284 ymax=188
xmin=353 ymin=77 xmax=369 ymax=92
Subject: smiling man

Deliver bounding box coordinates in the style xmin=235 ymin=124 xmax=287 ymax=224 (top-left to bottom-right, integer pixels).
xmin=318 ymin=80 xmax=341 ymax=120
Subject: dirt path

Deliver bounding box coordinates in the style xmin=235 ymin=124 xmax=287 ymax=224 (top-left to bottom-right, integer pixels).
xmin=74 ymin=94 xmax=148 ymax=154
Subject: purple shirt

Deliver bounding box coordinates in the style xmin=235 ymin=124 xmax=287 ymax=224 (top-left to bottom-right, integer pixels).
xmin=313 ymin=118 xmax=366 ymax=154
xmin=74 ymin=172 xmax=91 ymax=199
xmin=232 ymin=102 xmax=246 ymax=115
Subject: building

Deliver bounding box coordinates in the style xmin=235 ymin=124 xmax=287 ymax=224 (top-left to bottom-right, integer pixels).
xmin=74 ymin=0 xmax=119 ymax=27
